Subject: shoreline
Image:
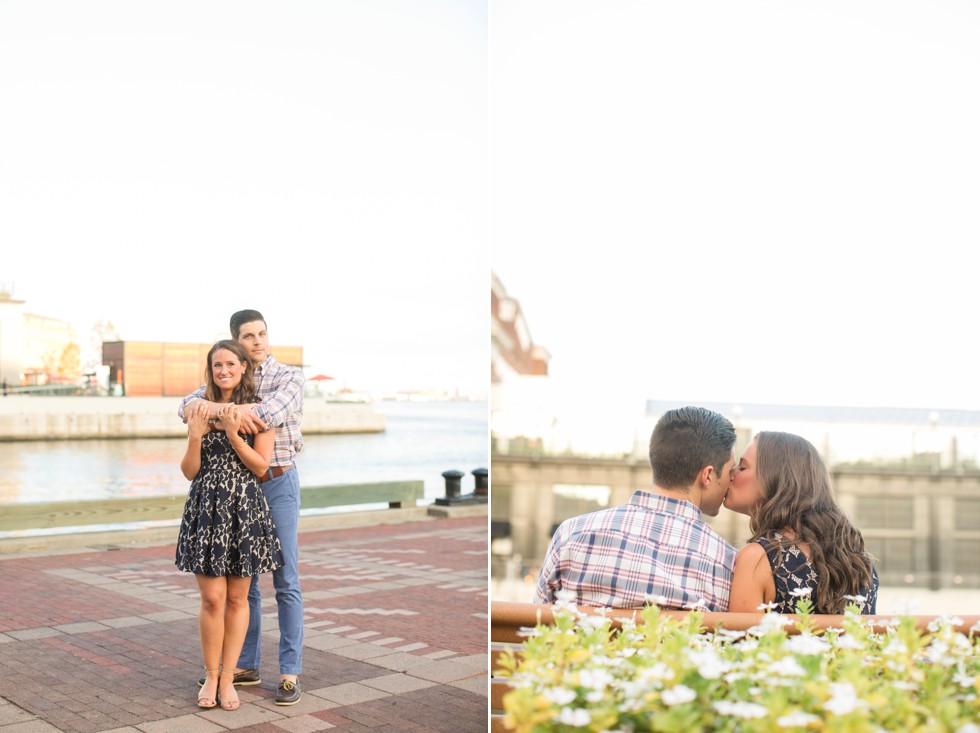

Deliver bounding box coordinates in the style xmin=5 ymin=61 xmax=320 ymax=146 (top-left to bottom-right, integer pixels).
xmin=0 ymin=395 xmax=386 ymax=439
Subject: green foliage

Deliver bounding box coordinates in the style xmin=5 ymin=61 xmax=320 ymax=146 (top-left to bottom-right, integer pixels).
xmin=501 ymin=598 xmax=980 ymax=732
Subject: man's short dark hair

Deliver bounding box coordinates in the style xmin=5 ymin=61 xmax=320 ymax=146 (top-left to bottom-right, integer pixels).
xmin=230 ymin=310 xmax=266 ymax=340
xmin=648 ymin=406 xmax=736 ymax=489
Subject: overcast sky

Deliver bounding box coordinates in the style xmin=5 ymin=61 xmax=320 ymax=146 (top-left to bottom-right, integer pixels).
xmin=491 ymin=0 xmax=980 ymax=415
xmin=0 ymin=0 xmax=487 ymax=396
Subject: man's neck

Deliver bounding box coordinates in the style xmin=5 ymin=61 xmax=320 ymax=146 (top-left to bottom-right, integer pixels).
xmin=649 ymin=484 xmax=699 ymax=509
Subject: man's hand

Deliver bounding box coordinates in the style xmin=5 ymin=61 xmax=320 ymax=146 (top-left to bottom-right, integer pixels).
xmin=238 ymin=409 xmax=268 ymax=435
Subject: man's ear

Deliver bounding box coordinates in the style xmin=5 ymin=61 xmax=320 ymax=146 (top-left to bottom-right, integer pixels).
xmin=698 ymin=465 xmax=715 ymax=489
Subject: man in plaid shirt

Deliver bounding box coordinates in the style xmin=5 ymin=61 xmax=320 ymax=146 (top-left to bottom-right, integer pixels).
xmin=179 ymin=309 xmax=306 ymax=705
xmin=535 ymin=406 xmax=738 ymax=611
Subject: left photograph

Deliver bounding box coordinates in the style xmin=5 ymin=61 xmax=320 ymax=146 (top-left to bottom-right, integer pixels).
xmin=0 ymin=2 xmax=489 ymax=731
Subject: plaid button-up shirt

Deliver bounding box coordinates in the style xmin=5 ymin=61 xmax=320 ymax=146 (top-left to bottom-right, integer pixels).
xmin=534 ymin=491 xmax=736 ymax=611
xmin=179 ymin=354 xmax=304 ymax=468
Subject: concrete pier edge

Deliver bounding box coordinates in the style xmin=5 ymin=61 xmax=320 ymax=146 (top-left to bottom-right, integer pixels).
xmin=0 ymin=503 xmax=487 ymax=557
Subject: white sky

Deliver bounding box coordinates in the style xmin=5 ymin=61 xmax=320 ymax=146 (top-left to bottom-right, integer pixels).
xmin=0 ymin=0 xmax=488 ymax=397
xmin=491 ymin=1 xmax=980 ymax=414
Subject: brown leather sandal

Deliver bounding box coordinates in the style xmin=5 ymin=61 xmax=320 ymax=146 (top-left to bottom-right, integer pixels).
xmin=198 ymin=668 xmax=219 ymax=709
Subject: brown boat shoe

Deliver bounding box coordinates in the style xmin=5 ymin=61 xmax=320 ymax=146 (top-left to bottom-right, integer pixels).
xmin=275 ymin=678 xmax=301 ymax=706
xmin=197 ymin=669 xmax=261 ymax=687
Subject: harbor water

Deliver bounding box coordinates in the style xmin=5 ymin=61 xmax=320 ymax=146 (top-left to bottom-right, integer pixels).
xmin=0 ymin=400 xmax=488 ymax=528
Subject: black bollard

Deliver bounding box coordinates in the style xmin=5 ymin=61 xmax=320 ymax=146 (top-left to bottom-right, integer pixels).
xmin=472 ymin=467 xmax=488 ymax=496
xmin=442 ymin=469 xmax=465 ymax=499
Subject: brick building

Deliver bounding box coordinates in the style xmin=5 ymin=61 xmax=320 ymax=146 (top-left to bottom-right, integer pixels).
xmin=102 ymin=341 xmax=304 ymax=397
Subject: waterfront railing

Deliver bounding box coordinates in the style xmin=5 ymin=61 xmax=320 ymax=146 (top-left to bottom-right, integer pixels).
xmin=0 ymin=480 xmax=425 ymax=534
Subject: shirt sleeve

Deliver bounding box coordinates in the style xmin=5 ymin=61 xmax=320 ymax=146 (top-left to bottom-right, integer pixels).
xmin=534 ymin=531 xmax=563 ymax=604
xmin=252 ymin=367 xmax=305 ymax=428
xmin=177 ymin=386 xmax=206 ymax=422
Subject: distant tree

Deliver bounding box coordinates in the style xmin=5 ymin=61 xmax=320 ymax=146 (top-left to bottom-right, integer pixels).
xmin=58 ymin=342 xmax=82 ymax=381
xmin=41 ymin=349 xmax=58 ymax=383
xmin=86 ymin=320 xmax=121 ymax=370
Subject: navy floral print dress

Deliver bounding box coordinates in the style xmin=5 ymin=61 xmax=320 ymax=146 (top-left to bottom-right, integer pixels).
xmin=755 ymin=533 xmax=878 ymax=614
xmin=175 ymin=430 xmax=283 ymax=577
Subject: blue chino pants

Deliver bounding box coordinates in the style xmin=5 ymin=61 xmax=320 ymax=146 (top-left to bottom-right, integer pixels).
xmin=239 ymin=467 xmax=303 ymax=675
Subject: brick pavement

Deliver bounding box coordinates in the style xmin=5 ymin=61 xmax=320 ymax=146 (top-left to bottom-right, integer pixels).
xmin=0 ymin=515 xmax=488 ymax=732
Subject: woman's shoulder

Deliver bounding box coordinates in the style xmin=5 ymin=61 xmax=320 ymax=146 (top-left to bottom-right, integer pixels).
xmin=736 ymin=541 xmax=770 ymax=567
xmin=749 ymin=534 xmax=780 ymax=555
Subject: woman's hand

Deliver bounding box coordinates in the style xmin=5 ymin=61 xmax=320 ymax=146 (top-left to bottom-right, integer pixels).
xmin=219 ymin=404 xmax=242 ymax=438
xmin=187 ymin=402 xmax=211 ymax=440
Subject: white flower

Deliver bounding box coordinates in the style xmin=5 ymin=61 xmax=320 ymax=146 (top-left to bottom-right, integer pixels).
xmin=833 ymin=634 xmax=864 ymax=650
xmin=516 ymin=626 xmax=540 ymax=638
xmin=768 ymin=657 xmax=806 ymax=677
xmin=661 ymin=684 xmax=697 ymax=706
xmin=777 ymin=711 xmax=820 ymax=727
xmin=544 ymin=687 xmax=576 ymax=705
xmin=757 ymin=601 xmax=779 ymax=611
xmin=789 ymin=587 xmax=813 ymax=598
xmin=639 ymin=662 xmax=675 ymax=683
xmin=956 ymin=724 xmax=980 ymax=733
xmin=891 ymin=680 xmax=918 ymax=691
xmin=578 ymin=668 xmax=613 ymax=690
xmin=842 ymin=594 xmax=867 ymax=603
xmin=748 ymin=613 xmax=791 ymax=636
xmin=953 ymin=671 xmax=976 ymax=688
xmin=687 ymin=648 xmax=727 ymax=679
xmin=716 ymin=628 xmax=747 ymax=642
xmin=823 ymin=682 xmax=866 ymax=715
xmin=579 ymin=615 xmax=611 ymax=631
xmin=684 ymin=597 xmax=709 ymax=610
xmin=924 ymin=639 xmax=957 ymax=666
xmin=645 ymin=593 xmax=670 ymax=606
xmin=554 ymin=589 xmax=577 ymax=607
xmin=784 ymin=633 xmax=830 ymax=656
xmin=927 ymin=615 xmax=964 ymax=633
xmin=713 ymin=701 xmax=769 ymax=719
xmin=881 ymin=638 xmax=908 ymax=656
xmin=557 ymin=707 xmax=591 ymax=727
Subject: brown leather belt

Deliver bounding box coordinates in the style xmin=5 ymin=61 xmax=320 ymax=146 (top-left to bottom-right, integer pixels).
xmin=259 ymin=465 xmax=292 ymax=484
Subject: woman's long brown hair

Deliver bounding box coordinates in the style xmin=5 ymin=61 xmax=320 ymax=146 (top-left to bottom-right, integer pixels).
xmin=203 ymin=340 xmax=258 ymax=405
xmin=750 ymin=431 xmax=875 ymax=613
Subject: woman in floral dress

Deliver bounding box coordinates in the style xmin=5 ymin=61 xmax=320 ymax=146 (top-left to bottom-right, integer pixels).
xmin=175 ymin=339 xmax=283 ymax=710
xmin=724 ymin=431 xmax=878 ymax=614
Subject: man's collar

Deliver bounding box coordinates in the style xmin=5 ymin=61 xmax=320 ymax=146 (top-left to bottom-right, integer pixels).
xmin=629 ymin=490 xmax=702 ymax=520
xmin=255 ymin=354 xmax=277 ymax=372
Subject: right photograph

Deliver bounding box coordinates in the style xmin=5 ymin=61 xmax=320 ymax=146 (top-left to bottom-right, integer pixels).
xmin=489 ymin=1 xmax=980 ymax=730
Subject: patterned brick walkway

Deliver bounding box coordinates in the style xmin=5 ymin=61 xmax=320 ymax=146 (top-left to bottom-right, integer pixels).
xmin=0 ymin=515 xmax=487 ymax=732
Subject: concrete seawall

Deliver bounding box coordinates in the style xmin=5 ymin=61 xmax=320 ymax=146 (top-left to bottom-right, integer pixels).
xmin=0 ymin=395 xmax=385 ymax=440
